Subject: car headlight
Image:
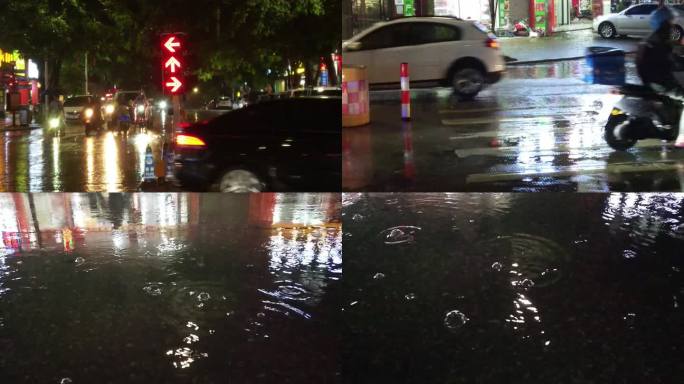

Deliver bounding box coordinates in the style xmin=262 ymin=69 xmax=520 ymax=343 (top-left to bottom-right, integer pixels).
xmin=158 ymin=100 xmax=167 ymax=109
xmin=105 ymin=104 xmax=115 ymax=114
xmin=49 ymin=118 xmax=60 ymax=129
xmin=84 ymin=108 xmax=94 ymax=118
xmin=137 ymin=105 xmax=145 ymax=113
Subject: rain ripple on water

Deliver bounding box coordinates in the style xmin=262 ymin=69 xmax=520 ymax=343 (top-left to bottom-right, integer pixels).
xmin=379 ymin=226 xmax=422 ymax=245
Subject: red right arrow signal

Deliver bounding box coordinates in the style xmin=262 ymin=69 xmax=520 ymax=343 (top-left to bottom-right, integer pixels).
xmin=165 ymin=56 xmax=181 ymax=73
xmin=165 ymin=76 xmax=182 ymax=93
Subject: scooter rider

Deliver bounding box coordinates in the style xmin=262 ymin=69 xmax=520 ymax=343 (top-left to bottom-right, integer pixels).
xmin=635 ymin=3 xmax=684 ymax=147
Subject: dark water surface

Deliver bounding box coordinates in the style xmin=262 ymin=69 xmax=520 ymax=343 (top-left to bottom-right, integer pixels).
xmin=342 ymin=193 xmax=684 ymax=384
xmin=0 ymin=193 xmax=341 ymax=383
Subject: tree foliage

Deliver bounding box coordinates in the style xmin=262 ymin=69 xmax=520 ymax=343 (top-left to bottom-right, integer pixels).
xmin=0 ymin=0 xmax=337 ymax=94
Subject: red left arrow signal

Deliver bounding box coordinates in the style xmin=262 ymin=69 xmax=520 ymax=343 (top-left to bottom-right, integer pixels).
xmin=163 ymin=36 xmax=181 ymax=52
xmin=165 ymin=57 xmax=181 ymax=73
xmin=165 ymin=77 xmax=182 ymax=93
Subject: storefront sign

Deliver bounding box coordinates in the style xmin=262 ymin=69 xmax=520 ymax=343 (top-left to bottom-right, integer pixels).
xmin=499 ymin=0 xmax=510 ymax=29
xmin=404 ymin=0 xmax=415 ymax=16
xmin=534 ymin=0 xmax=547 ymax=32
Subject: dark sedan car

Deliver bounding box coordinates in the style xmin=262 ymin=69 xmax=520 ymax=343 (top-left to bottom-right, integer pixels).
xmin=173 ymin=96 xmax=341 ymax=192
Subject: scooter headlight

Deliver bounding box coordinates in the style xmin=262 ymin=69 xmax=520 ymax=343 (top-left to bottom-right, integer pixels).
xmin=84 ymin=108 xmax=94 ymax=118
xmin=49 ymin=118 xmax=60 ymax=129
xmin=105 ymin=104 xmax=115 ymax=114
xmin=158 ymin=100 xmax=167 ymax=109
xmin=137 ymin=105 xmax=145 ymax=113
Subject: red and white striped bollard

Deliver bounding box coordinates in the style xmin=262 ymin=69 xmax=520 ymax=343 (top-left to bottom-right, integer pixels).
xmin=400 ymin=62 xmax=410 ymax=121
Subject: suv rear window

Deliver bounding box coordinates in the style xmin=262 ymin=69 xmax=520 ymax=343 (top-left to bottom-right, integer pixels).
xmin=63 ymin=96 xmax=91 ymax=107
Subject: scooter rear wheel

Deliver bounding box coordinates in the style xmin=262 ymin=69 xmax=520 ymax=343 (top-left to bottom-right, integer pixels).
xmin=605 ymin=114 xmax=638 ymax=151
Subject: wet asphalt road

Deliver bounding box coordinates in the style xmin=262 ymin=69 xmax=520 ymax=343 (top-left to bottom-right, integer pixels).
xmin=343 ymin=59 xmax=684 ymax=192
xmin=0 ymin=193 xmax=342 ymax=383
xmin=0 ymin=110 xmax=226 ymax=192
xmin=342 ymin=192 xmax=684 ymax=383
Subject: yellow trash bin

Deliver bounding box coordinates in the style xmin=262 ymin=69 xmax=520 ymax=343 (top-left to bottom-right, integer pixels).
xmin=342 ymin=65 xmax=370 ymax=127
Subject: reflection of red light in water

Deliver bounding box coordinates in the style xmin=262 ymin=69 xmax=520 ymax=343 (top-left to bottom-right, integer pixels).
xmin=403 ymin=122 xmax=416 ymax=180
xmin=248 ymin=193 xmax=277 ymax=228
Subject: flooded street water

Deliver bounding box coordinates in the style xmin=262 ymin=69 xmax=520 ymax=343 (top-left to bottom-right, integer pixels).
xmin=0 ymin=193 xmax=341 ymax=383
xmin=342 ymin=193 xmax=684 ymax=383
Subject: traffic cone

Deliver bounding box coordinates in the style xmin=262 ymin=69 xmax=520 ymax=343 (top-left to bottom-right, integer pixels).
xmin=400 ymin=63 xmax=411 ymax=121
xmin=143 ymin=145 xmax=156 ymax=182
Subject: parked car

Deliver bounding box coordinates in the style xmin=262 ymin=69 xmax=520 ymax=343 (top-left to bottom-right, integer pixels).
xmin=342 ymin=16 xmax=506 ymax=99
xmin=63 ymin=95 xmax=94 ymax=121
xmin=290 ymin=87 xmax=341 ymax=98
xmin=205 ymin=96 xmax=233 ymax=110
xmin=173 ymin=96 xmax=341 ymax=192
xmin=594 ymin=3 xmax=684 ymax=40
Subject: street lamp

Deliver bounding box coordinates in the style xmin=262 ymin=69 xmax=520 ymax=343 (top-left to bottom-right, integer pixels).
xmin=192 ymin=87 xmax=199 ymax=94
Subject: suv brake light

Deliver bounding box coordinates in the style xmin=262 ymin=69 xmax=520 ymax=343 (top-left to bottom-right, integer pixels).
xmin=176 ymin=134 xmax=206 ymax=147
xmin=485 ymin=38 xmax=499 ymax=49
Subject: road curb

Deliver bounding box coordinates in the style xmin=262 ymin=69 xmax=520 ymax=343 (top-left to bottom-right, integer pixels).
xmin=507 ymin=51 xmax=636 ymax=66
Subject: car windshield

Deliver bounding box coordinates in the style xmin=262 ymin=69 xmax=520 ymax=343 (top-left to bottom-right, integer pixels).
xmin=63 ymin=96 xmax=91 ymax=107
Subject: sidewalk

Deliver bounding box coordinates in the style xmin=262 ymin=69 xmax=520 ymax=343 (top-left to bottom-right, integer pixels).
xmin=500 ymin=29 xmax=639 ymax=65
xmin=0 ymin=114 xmax=42 ymax=131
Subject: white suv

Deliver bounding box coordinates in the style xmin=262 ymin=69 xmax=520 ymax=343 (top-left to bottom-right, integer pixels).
xmin=343 ymin=16 xmax=506 ymax=99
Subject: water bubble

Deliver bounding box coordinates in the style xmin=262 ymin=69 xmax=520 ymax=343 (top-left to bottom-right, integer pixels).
xmin=623 ymin=312 xmax=636 ymax=328
xmin=520 ymin=279 xmax=535 ymax=289
xmin=468 ymin=219 xmax=475 ymax=223
xmin=444 ymin=310 xmax=469 ymax=331
xmin=60 ymin=379 xmax=73 ymax=384
xmin=197 ymin=292 xmax=211 ymax=302
xmin=142 ymin=283 xmax=163 ymax=296
xmin=404 ymin=293 xmax=416 ymax=301
xmin=352 ymin=213 xmax=364 ymax=221
xmin=74 ymin=257 xmax=85 ymax=265
xmin=373 ymin=272 xmax=385 ymax=280
xmin=380 ymin=226 xmax=422 ymax=245
xmin=623 ymin=249 xmax=637 ymax=259
xmin=257 ymin=312 xmax=266 ymax=318
xmin=491 ymin=262 xmax=503 ymax=271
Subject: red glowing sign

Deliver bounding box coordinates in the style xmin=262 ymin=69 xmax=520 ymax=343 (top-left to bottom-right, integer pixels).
xmin=161 ymin=33 xmax=186 ymax=95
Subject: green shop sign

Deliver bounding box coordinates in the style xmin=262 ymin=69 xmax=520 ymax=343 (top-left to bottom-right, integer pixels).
xmin=534 ymin=0 xmax=546 ymax=31
xmin=404 ymin=0 xmax=415 ymax=16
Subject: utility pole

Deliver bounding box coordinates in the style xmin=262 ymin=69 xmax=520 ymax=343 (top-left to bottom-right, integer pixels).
xmin=44 ymin=59 xmax=49 ymax=121
xmin=85 ymin=52 xmax=88 ymax=94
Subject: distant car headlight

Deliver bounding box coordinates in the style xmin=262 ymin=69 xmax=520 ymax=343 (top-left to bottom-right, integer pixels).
xmin=137 ymin=105 xmax=145 ymax=113
xmin=84 ymin=108 xmax=94 ymax=118
xmin=49 ymin=118 xmax=60 ymax=129
xmin=105 ymin=104 xmax=115 ymax=114
xmin=158 ymin=100 xmax=167 ymax=109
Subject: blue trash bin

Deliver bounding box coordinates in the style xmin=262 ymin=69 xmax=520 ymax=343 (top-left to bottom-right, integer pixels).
xmin=585 ymin=46 xmax=626 ymax=85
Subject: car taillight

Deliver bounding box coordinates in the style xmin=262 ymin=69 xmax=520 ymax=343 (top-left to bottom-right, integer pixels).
xmin=176 ymin=134 xmax=206 ymax=147
xmin=486 ymin=38 xmax=499 ymax=49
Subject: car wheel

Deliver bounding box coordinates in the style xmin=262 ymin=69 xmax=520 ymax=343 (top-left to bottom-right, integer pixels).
xmin=450 ymin=67 xmax=485 ymax=100
xmin=598 ymin=22 xmax=616 ymax=39
xmin=216 ymin=169 xmax=265 ymax=193
xmin=604 ymin=114 xmax=637 ymax=151
xmin=672 ymin=25 xmax=683 ymax=42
